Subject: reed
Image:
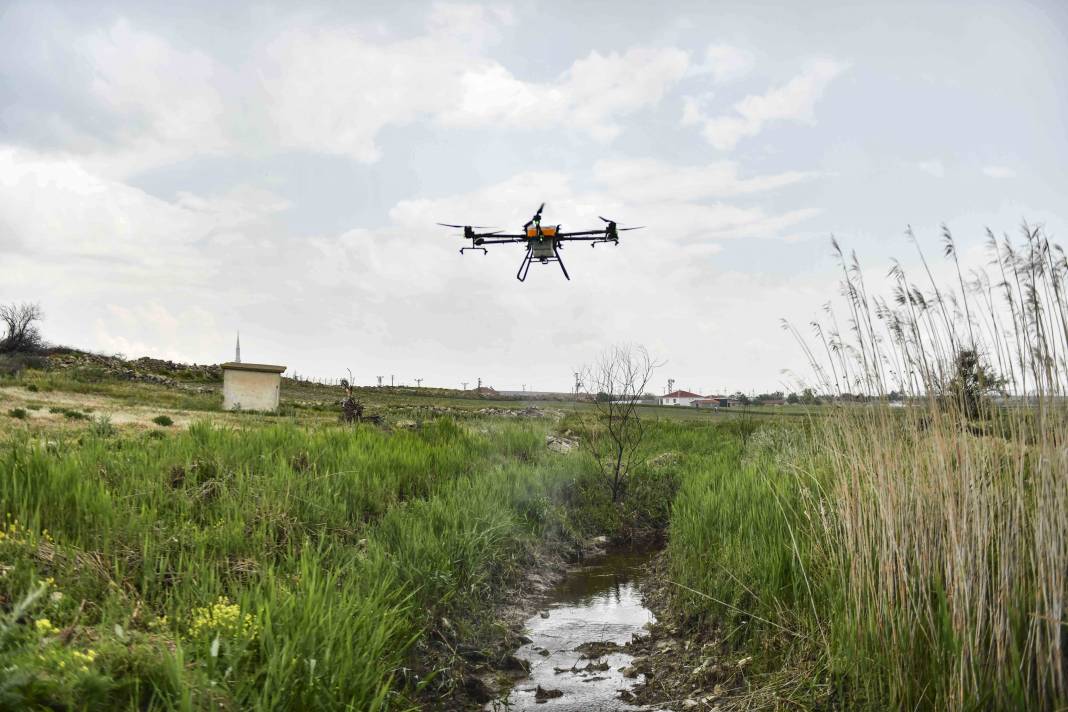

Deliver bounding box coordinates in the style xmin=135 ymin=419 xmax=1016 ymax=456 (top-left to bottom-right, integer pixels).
xmin=669 ymin=223 xmax=1067 ymax=710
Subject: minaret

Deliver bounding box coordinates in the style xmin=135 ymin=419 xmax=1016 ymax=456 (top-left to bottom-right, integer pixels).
xmin=235 ymin=332 xmax=241 ymax=363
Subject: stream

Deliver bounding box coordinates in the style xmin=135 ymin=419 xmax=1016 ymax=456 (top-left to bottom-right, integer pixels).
xmin=487 ymin=549 xmax=662 ymax=711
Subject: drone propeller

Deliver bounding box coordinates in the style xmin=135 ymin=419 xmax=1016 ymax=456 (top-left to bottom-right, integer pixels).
xmin=437 ymin=223 xmax=498 ymax=230
xmin=617 ymin=226 xmax=645 ymax=231
xmin=523 ymin=202 xmax=546 ymax=230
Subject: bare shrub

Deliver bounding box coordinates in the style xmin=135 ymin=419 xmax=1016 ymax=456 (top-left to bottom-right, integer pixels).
xmin=579 ymin=344 xmax=661 ymax=502
xmin=0 ymin=302 xmax=44 ymax=354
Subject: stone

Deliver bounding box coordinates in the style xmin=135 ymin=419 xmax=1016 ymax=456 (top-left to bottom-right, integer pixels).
xmin=545 ymin=434 xmax=577 ymax=453
xmin=535 ymin=685 xmax=563 ymax=700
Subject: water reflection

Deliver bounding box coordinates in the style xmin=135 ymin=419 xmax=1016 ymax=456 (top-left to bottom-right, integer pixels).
xmin=488 ymin=549 xmax=656 ymax=711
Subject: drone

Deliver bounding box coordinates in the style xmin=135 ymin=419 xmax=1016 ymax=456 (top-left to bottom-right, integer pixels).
xmin=437 ymin=203 xmax=643 ymax=281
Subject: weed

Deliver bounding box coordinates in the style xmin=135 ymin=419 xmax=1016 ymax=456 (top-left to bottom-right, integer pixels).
xmin=152 ymin=414 xmax=174 ymax=427
xmin=88 ymin=414 xmax=115 ymax=438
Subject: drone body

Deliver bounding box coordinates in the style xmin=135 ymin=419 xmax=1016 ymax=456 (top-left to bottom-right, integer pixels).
xmin=438 ymin=203 xmax=643 ymax=282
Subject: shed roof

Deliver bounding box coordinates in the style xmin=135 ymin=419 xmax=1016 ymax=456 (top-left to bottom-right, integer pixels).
xmin=220 ymin=362 xmax=286 ymax=374
xmin=662 ymin=390 xmax=702 ymax=399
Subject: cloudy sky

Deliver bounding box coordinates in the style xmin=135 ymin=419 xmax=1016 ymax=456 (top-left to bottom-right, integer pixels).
xmin=2 ymin=0 xmax=1066 ymax=393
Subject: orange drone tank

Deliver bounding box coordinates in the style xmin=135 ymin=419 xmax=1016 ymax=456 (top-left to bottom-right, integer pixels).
xmin=525 ymin=226 xmax=558 ymax=238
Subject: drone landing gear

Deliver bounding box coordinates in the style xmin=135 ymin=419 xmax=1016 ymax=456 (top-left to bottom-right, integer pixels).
xmin=516 ymin=241 xmax=570 ymax=282
xmin=460 ymin=246 xmax=488 ymax=255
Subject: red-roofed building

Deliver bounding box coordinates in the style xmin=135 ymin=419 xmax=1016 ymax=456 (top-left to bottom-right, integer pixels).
xmin=660 ymin=390 xmax=703 ymax=406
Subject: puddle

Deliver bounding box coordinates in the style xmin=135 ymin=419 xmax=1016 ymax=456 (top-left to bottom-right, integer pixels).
xmin=487 ymin=549 xmax=658 ymax=711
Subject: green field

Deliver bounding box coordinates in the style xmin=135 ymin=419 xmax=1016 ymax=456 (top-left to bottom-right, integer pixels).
xmin=0 ymin=368 xmax=746 ymax=710
xmin=2 ymin=299 xmax=1066 ymax=712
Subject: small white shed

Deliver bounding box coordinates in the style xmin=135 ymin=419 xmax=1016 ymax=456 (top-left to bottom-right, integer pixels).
xmin=221 ymin=362 xmax=286 ymax=412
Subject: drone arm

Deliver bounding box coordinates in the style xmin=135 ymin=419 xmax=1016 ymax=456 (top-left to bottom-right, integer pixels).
xmin=555 ymin=230 xmax=607 ymax=238
xmin=470 ymin=236 xmax=527 ymax=245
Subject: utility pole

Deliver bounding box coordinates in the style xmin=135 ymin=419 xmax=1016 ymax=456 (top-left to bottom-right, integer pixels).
xmin=477 ymin=377 xmax=482 ymax=390
xmin=667 ymin=378 xmax=675 ymax=394
xmin=415 ymin=378 xmax=423 ymax=388
xmin=522 ymin=384 xmax=526 ymax=392
xmin=376 ymin=376 xmax=383 ymax=387
xmin=573 ymin=372 xmax=581 ymax=395
xmin=462 ymin=382 xmax=468 ymax=391
xmin=390 ymin=375 xmax=394 ymax=387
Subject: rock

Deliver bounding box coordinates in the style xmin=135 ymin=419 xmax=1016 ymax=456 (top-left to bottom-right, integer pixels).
xmin=622 ymin=666 xmax=639 ymax=678
xmin=575 ymin=640 xmax=620 ymax=658
xmin=537 ymin=648 xmax=551 ymax=657
xmin=649 ymin=451 xmax=682 ymax=468
xmin=545 ymin=434 xmax=577 ymax=453
xmin=539 ymin=611 xmax=550 ymax=618
xmin=517 ymin=634 xmax=533 ymax=645
xmin=683 ymin=699 xmax=699 ymax=708
xmin=499 ymin=654 xmax=530 ymax=673
xmin=534 ymin=685 xmax=563 ymax=700
xmin=618 ymin=689 xmax=637 ymax=703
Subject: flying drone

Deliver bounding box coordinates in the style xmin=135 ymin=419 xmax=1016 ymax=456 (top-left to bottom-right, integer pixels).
xmin=437 ymin=203 xmax=643 ymax=281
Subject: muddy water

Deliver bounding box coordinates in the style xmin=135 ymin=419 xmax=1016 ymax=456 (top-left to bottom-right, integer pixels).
xmin=488 ymin=549 xmax=658 ymax=711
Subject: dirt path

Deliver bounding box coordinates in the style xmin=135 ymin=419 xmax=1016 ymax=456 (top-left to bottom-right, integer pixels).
xmin=0 ymin=385 xmax=219 ymax=430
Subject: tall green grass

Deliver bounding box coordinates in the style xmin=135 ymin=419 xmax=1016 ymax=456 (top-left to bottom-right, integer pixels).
xmin=0 ymin=417 xmax=573 ymax=709
xmin=667 ymin=225 xmax=1068 ymax=710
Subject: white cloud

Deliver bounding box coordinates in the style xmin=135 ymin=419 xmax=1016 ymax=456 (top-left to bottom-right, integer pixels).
xmin=918 ymin=160 xmax=945 ymax=178
xmin=6 ymin=9 xmax=692 ymax=171
xmin=592 ymin=158 xmax=816 ymax=203
xmin=687 ymin=58 xmax=849 ymax=150
xmin=427 ymin=46 xmax=690 ymax=142
xmin=982 ymin=165 xmax=1016 ymax=179
xmin=93 ymin=303 xmax=224 ymax=361
xmin=425 ymin=3 xmax=516 ymax=47
xmin=694 ymin=44 xmax=754 ymax=84
xmin=75 ymin=20 xmax=232 ymax=176
xmin=263 ymin=24 xmax=690 ymax=159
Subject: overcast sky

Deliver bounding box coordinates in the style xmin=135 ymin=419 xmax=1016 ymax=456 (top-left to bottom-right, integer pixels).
xmin=2 ymin=0 xmax=1066 ymax=393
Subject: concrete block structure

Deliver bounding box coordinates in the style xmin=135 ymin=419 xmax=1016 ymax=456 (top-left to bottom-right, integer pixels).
xmin=221 ymin=362 xmax=286 ymax=412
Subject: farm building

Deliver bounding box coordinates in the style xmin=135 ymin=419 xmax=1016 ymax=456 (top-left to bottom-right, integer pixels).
xmin=221 ymin=362 xmax=286 ymax=412
xmin=692 ymin=396 xmax=736 ymax=408
xmin=660 ymin=389 xmax=703 ymax=406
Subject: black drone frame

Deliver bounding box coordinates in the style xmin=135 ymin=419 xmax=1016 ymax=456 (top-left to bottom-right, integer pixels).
xmin=439 ymin=203 xmax=642 ymax=282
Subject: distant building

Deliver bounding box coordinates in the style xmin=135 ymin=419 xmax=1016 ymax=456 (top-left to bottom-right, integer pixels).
xmin=692 ymin=396 xmax=735 ymax=408
xmin=660 ymin=389 xmax=703 ymax=406
xmin=222 ymin=362 xmax=286 ymax=412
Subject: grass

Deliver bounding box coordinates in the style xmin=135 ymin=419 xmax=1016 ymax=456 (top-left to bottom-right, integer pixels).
xmin=0 ymin=417 xmax=560 ymax=708
xmin=0 ymin=396 xmax=732 ymax=709
xmin=664 ymin=224 xmax=1068 ymax=710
